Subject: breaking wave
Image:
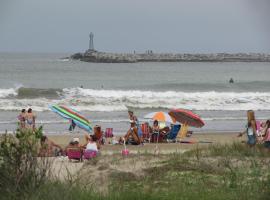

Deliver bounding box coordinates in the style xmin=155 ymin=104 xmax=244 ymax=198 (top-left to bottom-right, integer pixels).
xmin=1 ymin=87 xmax=270 ymax=111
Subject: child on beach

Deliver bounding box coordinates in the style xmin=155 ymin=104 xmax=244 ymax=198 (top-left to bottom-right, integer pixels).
xmin=68 ymin=119 xmax=76 ymax=132
xmin=238 ymin=110 xmax=257 ymax=147
xmin=25 ymin=108 xmax=36 ymax=130
xmin=17 ymin=109 xmax=26 ymax=129
xmin=151 ymin=120 xmax=160 ymax=142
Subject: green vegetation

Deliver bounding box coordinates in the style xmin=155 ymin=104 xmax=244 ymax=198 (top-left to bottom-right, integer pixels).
xmin=0 ymin=129 xmax=269 ymax=200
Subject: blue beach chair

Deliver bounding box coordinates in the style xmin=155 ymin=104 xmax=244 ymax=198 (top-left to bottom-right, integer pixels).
xmin=166 ymin=124 xmax=181 ymax=142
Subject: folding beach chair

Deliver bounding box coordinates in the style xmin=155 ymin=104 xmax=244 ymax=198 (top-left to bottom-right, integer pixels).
xmin=166 ymin=124 xmax=181 ymax=142
xmin=141 ymin=123 xmax=151 ymax=143
xmin=104 ymin=128 xmax=113 ymax=144
xmin=66 ymin=147 xmax=82 ymax=162
xmin=105 ymin=128 xmax=113 ymax=138
xmin=83 ymin=150 xmax=97 ymax=160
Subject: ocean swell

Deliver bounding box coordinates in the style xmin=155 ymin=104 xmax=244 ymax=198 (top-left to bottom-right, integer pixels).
xmin=0 ymin=87 xmax=270 ymax=111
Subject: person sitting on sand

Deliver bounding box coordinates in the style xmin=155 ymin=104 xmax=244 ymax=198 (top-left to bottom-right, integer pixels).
xmin=84 ymin=134 xmax=100 ymax=152
xmin=121 ymin=120 xmax=141 ymax=145
xmin=65 ymin=137 xmax=82 ymax=154
xmin=25 ymin=108 xmax=36 ymax=130
xmin=128 ymin=110 xmax=143 ymax=137
xmin=18 ymin=109 xmax=26 ymax=129
xmin=39 ymin=135 xmax=63 ymax=157
xmin=262 ymin=120 xmax=270 ymax=150
xmin=238 ymin=110 xmax=257 ymax=147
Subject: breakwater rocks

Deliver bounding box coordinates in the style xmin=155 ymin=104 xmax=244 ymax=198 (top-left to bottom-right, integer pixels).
xmin=71 ymin=50 xmax=270 ymax=63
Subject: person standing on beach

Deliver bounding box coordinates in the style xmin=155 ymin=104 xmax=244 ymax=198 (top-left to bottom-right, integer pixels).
xmin=261 ymin=120 xmax=270 ymax=151
xmin=25 ymin=108 xmax=36 ymax=130
xmin=69 ymin=119 xmax=76 ymax=132
xmin=18 ymin=109 xmax=26 ymax=129
xmin=238 ymin=110 xmax=257 ymax=147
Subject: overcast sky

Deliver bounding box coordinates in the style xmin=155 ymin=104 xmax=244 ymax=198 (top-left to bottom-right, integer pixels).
xmin=0 ymin=0 xmax=270 ymax=53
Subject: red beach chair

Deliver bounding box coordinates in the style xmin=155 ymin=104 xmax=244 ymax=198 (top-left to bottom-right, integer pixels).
xmin=104 ymin=128 xmax=114 ymax=144
xmin=66 ymin=148 xmax=82 ymax=162
xmin=141 ymin=123 xmax=151 ymax=143
xmin=105 ymin=128 xmax=113 ymax=138
xmin=83 ymin=150 xmax=97 ymax=159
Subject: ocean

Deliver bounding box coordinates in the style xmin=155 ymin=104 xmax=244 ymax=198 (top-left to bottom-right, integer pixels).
xmin=0 ymin=52 xmax=270 ymax=134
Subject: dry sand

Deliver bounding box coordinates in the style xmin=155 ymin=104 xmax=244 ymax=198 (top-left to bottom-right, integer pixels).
xmin=48 ymin=132 xmax=242 ymax=154
xmin=47 ymin=132 xmax=245 ymax=189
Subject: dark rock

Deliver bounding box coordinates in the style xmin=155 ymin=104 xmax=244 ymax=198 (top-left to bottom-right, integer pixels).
xmin=70 ymin=53 xmax=83 ymax=60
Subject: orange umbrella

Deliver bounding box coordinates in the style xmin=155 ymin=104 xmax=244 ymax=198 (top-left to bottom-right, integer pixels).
xmin=144 ymin=111 xmax=176 ymax=124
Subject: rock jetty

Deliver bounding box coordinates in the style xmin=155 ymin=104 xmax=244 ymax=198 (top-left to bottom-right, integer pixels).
xmin=71 ymin=50 xmax=270 ymax=63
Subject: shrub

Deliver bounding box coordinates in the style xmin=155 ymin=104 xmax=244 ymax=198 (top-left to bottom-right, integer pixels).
xmin=0 ymin=127 xmax=50 ymax=199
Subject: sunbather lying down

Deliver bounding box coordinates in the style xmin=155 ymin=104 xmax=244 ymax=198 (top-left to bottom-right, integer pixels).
xmin=120 ymin=120 xmax=142 ymax=145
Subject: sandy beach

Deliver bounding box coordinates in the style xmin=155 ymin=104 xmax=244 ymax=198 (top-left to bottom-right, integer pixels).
xmin=48 ymin=132 xmax=241 ymax=154
xmin=46 ymin=131 xmax=253 ymax=193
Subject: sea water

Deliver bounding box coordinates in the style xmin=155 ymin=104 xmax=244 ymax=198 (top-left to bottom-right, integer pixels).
xmin=0 ymin=53 xmax=270 ymax=134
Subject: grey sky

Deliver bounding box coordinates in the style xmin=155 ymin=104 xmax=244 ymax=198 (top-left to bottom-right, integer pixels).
xmin=0 ymin=0 xmax=269 ymax=53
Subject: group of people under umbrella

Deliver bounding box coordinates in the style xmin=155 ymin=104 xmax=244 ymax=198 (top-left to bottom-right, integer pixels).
xmin=120 ymin=109 xmax=205 ymax=145
xmin=50 ymin=105 xmax=205 ymax=146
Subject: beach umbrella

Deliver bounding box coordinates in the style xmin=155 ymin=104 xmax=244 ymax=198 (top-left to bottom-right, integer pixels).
xmin=49 ymin=105 xmax=92 ymax=132
xmin=168 ymin=109 xmax=204 ymax=128
xmin=144 ymin=111 xmax=176 ymax=124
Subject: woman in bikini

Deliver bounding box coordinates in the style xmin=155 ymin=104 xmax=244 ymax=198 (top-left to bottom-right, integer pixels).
xmin=25 ymin=108 xmax=36 ymax=130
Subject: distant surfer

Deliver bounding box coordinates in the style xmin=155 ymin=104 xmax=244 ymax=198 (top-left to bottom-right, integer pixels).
xmin=80 ymin=85 xmax=83 ymax=88
xmin=229 ymin=78 xmax=234 ymax=83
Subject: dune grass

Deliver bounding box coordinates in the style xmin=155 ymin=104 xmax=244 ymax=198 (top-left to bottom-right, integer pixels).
xmin=1 ymin=129 xmax=269 ymax=200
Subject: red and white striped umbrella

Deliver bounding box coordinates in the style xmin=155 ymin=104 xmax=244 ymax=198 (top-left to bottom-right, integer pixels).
xmin=168 ymin=109 xmax=204 ymax=128
xmin=144 ymin=111 xmax=176 ymax=124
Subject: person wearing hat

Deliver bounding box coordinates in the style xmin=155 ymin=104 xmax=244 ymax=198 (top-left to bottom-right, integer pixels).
xmin=122 ymin=120 xmax=141 ymax=145
xmin=64 ymin=137 xmax=82 ymax=155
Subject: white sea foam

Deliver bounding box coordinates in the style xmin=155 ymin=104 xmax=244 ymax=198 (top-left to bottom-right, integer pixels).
xmin=1 ymin=87 xmax=270 ymax=111
xmin=0 ymin=88 xmax=18 ymax=98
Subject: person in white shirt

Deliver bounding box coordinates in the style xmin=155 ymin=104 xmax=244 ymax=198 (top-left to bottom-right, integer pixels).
xmin=85 ymin=135 xmax=99 ymax=152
